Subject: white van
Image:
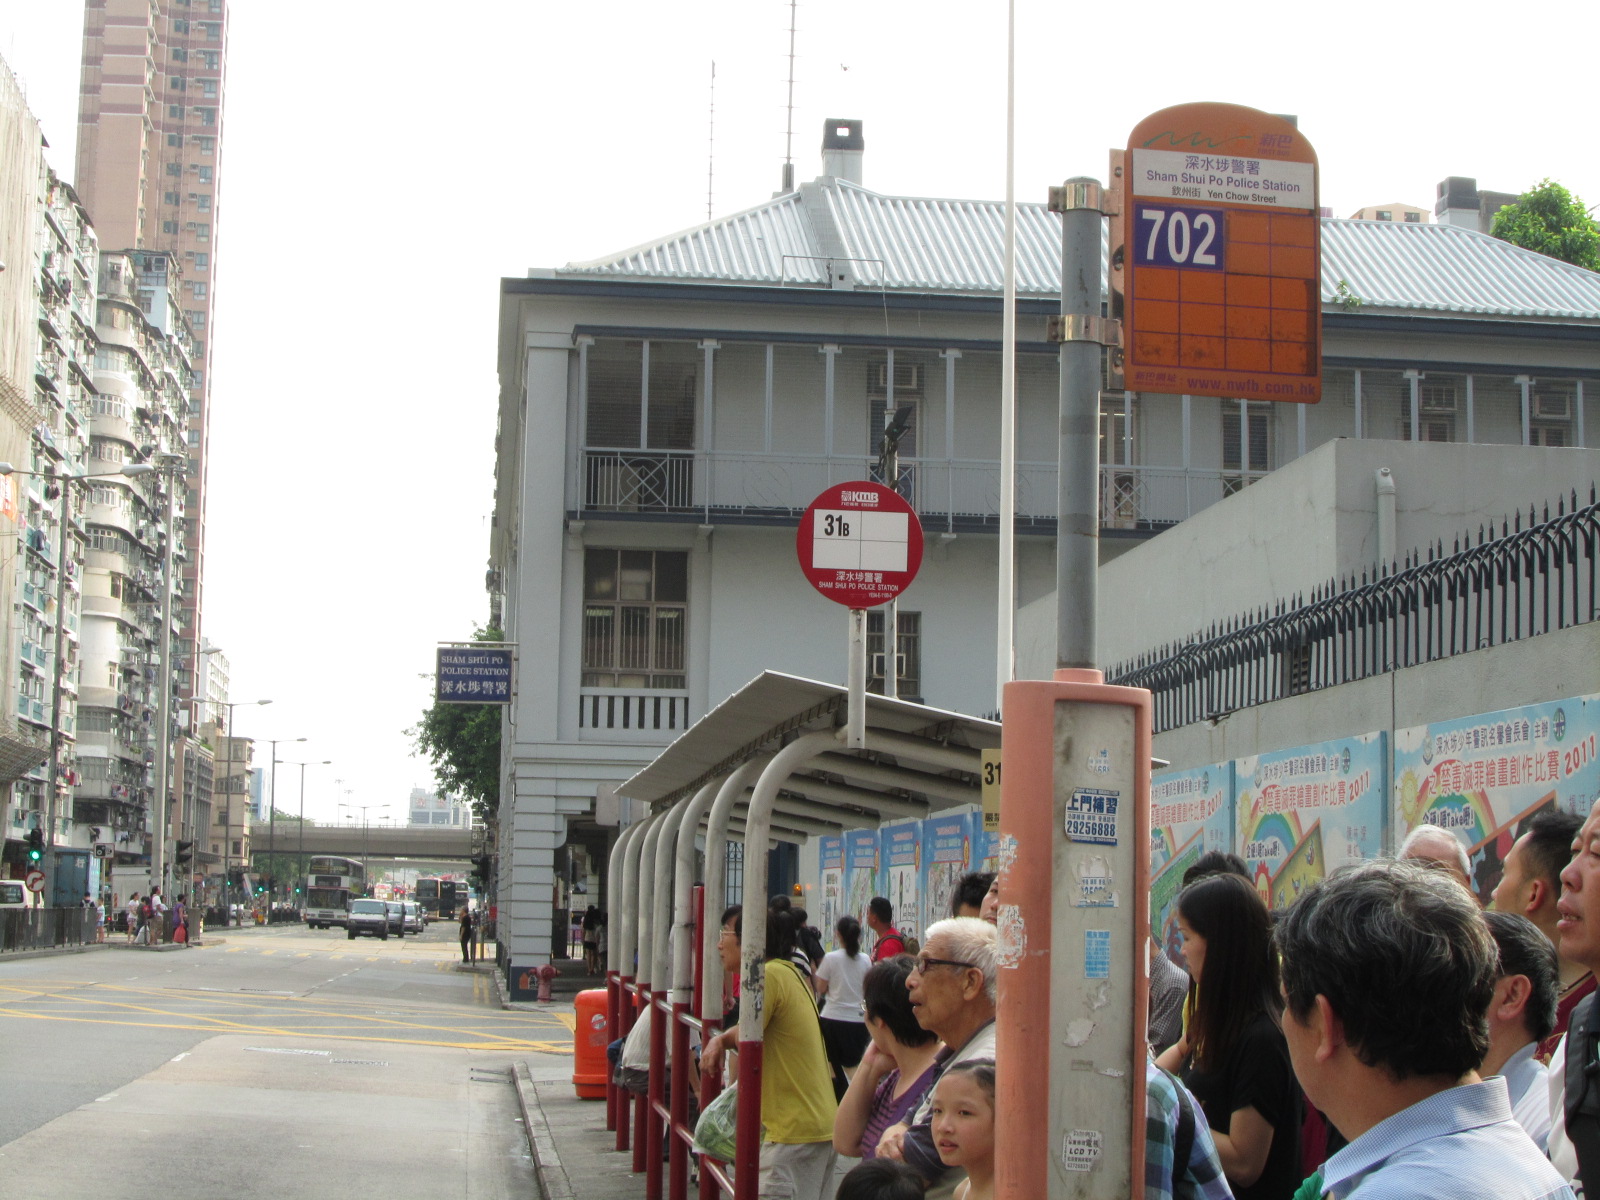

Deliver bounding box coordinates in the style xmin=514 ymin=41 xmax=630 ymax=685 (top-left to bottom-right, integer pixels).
xmin=0 ymin=880 xmax=28 ymax=907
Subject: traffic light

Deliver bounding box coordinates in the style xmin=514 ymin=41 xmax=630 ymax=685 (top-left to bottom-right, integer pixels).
xmin=25 ymin=827 xmax=43 ymax=863
xmin=175 ymin=841 xmax=193 ymax=868
xmin=469 ymin=854 xmax=491 ymax=890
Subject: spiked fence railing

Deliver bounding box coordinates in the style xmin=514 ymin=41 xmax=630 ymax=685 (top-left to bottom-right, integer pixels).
xmin=1108 ymin=487 xmax=1600 ymax=733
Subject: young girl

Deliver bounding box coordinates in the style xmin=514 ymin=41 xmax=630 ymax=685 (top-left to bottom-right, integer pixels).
xmin=929 ymin=1059 xmax=995 ymax=1200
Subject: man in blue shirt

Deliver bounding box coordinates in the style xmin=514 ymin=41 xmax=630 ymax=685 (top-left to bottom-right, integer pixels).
xmin=1274 ymin=860 xmax=1573 ymax=1200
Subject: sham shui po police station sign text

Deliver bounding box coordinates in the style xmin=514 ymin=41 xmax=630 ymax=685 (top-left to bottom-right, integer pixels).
xmin=1122 ymin=101 xmax=1322 ymax=404
xmin=435 ymin=645 xmax=514 ymax=704
xmin=797 ymin=481 xmax=924 ymax=608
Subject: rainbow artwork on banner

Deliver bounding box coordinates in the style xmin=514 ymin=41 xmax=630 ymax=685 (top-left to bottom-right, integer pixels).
xmin=1149 ymin=762 xmax=1233 ymax=962
xmin=1394 ymin=693 xmax=1600 ymax=907
xmin=1236 ymin=733 xmax=1386 ymax=909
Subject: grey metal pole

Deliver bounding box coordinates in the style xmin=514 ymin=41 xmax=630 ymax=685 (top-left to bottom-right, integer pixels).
xmin=1056 ymin=177 xmax=1107 ymax=670
xmin=150 ymin=465 xmax=178 ymax=898
xmin=44 ymin=474 xmax=73 ymax=903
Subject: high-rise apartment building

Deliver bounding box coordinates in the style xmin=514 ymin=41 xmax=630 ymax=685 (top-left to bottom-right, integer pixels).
xmin=74 ymin=0 xmax=227 ymax=711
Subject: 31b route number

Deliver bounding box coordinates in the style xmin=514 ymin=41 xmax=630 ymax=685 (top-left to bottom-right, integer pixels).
xmin=822 ymin=514 xmax=851 ymax=537
xmin=1134 ymin=205 xmax=1225 ymax=271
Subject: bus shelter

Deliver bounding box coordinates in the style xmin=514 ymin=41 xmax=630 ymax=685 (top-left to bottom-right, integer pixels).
xmin=604 ymin=671 xmax=999 ymax=1200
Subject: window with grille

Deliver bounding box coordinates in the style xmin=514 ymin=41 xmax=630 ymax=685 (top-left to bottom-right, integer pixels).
xmin=1222 ymin=402 xmax=1271 ymax=493
xmin=582 ymin=549 xmax=688 ymax=689
xmin=866 ymin=610 xmax=921 ymax=700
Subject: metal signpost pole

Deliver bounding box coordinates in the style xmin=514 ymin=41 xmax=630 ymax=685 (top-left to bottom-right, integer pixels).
xmin=149 ymin=460 xmax=181 ymax=900
xmin=43 ymin=475 xmax=74 ymax=903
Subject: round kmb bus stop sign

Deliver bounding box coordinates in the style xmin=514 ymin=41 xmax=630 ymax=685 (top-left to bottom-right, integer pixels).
xmin=796 ymin=481 xmax=924 ymax=608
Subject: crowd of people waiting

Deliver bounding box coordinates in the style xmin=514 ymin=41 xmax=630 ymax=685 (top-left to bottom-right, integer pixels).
xmin=671 ymin=792 xmax=1600 ymax=1199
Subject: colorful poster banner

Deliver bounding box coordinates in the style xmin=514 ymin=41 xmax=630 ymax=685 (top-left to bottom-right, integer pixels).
xmin=973 ymin=825 xmax=999 ymax=874
xmin=882 ymin=822 xmax=922 ymax=940
xmin=818 ymin=835 xmax=844 ymax=943
xmin=1236 ymin=733 xmax=1386 ymax=911
xmin=1395 ymin=694 xmax=1600 ymax=906
xmin=921 ymin=812 xmax=975 ymax=935
xmin=1149 ymin=762 xmax=1234 ymax=962
xmin=843 ymin=829 xmax=881 ymax=926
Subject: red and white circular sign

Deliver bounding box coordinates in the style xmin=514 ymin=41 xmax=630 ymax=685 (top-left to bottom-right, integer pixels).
xmin=24 ymin=868 xmax=44 ymax=893
xmin=796 ymin=481 xmax=924 ymax=608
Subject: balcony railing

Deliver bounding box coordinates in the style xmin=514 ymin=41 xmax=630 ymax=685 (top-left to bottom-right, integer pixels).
xmin=577 ymin=449 xmax=1254 ymax=531
xmin=578 ymin=687 xmax=691 ymax=741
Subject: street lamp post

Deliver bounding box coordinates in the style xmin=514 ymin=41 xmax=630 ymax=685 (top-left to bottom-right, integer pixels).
xmin=215 ymin=698 xmax=271 ymax=922
xmin=0 ymin=461 xmax=157 ymax=904
xmin=264 ymin=736 xmax=306 ymax=912
xmin=283 ymin=758 xmax=331 ymax=907
xmin=340 ymin=802 xmax=387 ymax=893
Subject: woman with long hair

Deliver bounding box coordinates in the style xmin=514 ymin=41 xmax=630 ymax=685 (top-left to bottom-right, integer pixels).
xmin=834 ymin=955 xmax=943 ymax=1160
xmin=817 ymin=916 xmax=873 ymax=1080
xmin=1154 ymin=872 xmax=1301 ymax=1200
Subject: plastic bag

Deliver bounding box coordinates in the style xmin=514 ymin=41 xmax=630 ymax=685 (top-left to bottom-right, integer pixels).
xmin=692 ymin=1083 xmax=739 ymax=1161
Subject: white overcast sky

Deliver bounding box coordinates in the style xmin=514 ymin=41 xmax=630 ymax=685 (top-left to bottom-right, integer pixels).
xmin=3 ymin=2 xmax=1597 ymax=823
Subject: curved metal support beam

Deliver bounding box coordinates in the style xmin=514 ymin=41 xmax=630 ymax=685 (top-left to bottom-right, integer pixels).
xmin=618 ymin=809 xmax=663 ymax=983
xmin=633 ymin=811 xmax=670 ymax=990
xmin=701 ymin=760 xmax=765 ymax=1024
xmin=651 ymin=793 xmax=690 ymax=1002
xmin=672 ymin=781 xmax=721 ymax=1007
xmin=607 ymin=817 xmax=647 ymax=971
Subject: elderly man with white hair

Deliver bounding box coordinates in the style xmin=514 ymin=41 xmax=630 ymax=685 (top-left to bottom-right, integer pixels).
xmin=875 ymin=917 xmax=997 ymax=1200
xmin=1399 ymin=823 xmax=1475 ymax=894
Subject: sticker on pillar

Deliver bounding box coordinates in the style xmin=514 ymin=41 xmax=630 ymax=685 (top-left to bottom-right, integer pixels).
xmin=1072 ymin=856 xmax=1118 ymax=908
xmin=1063 ymin=1129 xmax=1103 ymax=1172
xmin=1086 ymin=747 xmax=1112 ymax=775
xmin=1084 ymin=929 xmax=1111 ymax=979
xmin=1066 ymin=788 xmax=1120 ymax=845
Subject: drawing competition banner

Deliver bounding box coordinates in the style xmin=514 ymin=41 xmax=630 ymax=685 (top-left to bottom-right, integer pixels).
xmin=1395 ymin=693 xmax=1600 ymax=907
xmin=818 ymin=835 xmax=844 ymax=941
xmin=1148 ymin=762 xmax=1234 ymax=962
xmin=972 ymin=822 xmax=999 ymax=873
xmin=843 ymin=829 xmax=881 ymax=926
xmin=921 ymin=812 xmax=974 ymax=932
xmin=882 ymin=822 xmax=922 ymax=940
xmin=1236 ymin=733 xmax=1386 ymax=911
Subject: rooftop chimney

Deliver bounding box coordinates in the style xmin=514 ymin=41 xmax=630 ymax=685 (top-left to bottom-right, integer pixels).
xmin=821 ymin=118 xmax=864 ymax=186
xmin=1436 ymin=176 xmax=1481 ymax=229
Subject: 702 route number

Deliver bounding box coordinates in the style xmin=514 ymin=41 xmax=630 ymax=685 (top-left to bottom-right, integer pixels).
xmin=1134 ymin=205 xmax=1225 ymax=271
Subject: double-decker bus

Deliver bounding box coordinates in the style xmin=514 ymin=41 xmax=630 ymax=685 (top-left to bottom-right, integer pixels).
xmin=305 ymin=856 xmax=366 ymax=929
xmin=416 ymin=877 xmax=459 ymax=921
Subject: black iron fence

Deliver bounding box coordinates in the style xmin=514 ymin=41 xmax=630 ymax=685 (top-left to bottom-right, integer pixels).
xmin=1109 ymin=487 xmax=1600 ymax=734
xmin=1 ymin=907 xmax=94 ymax=953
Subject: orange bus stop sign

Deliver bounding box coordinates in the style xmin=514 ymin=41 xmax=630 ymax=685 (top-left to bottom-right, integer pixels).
xmin=1122 ymin=102 xmax=1321 ymax=403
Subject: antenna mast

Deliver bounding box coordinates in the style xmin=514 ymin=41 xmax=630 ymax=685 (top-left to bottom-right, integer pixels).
xmin=782 ymin=0 xmax=798 ymax=192
xmin=707 ymin=60 xmax=716 ymax=221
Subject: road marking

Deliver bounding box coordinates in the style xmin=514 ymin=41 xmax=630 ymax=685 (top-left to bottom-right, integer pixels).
xmin=554 ymin=1012 xmax=577 ymax=1032
xmin=95 ymin=1093 xmax=118 ymax=1102
xmin=170 ymin=1052 xmax=189 ymax=1062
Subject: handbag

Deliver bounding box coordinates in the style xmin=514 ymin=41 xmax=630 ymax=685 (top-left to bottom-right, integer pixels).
xmin=692 ymin=1082 xmax=739 ymax=1161
xmin=174 ymin=923 xmax=188 ymax=944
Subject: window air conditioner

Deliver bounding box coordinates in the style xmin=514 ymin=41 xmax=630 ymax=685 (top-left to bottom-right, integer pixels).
xmin=1535 ymin=392 xmax=1572 ymax=421
xmin=870 ymin=653 xmax=907 ymax=679
xmin=869 ymin=363 xmax=924 ymax=393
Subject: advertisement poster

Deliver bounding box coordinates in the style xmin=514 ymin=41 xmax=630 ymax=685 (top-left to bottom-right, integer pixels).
xmin=818 ymin=835 xmax=844 ymax=942
xmin=972 ymin=825 xmax=999 ymax=874
xmin=921 ymin=813 xmax=974 ymax=933
xmin=882 ymin=822 xmax=922 ymax=941
xmin=1148 ymin=762 xmax=1234 ymax=963
xmin=1395 ymin=693 xmax=1600 ymax=907
xmin=843 ymin=829 xmax=881 ymax=926
xmin=1236 ymin=733 xmax=1386 ymax=911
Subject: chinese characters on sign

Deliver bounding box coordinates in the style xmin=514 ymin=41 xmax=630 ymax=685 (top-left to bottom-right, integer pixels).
xmin=435 ymin=645 xmax=514 ymax=704
xmin=1122 ymin=102 xmax=1322 ymax=404
xmin=797 ymin=482 xmax=925 ymax=608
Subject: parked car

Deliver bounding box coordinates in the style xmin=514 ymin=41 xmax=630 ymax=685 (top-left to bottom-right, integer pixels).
xmin=402 ymin=902 xmax=424 ymax=934
xmin=347 ymin=898 xmax=389 ymax=940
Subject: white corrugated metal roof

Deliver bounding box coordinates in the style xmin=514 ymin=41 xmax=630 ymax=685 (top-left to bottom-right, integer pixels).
xmin=556 ymin=178 xmax=1600 ymax=323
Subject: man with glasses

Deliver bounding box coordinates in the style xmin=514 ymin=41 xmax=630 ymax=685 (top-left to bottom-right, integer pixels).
xmin=875 ymin=917 xmax=997 ymax=1200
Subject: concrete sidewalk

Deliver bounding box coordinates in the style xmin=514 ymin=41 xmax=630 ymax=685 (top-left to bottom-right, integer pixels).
xmin=515 ymin=1064 xmax=653 ymax=1200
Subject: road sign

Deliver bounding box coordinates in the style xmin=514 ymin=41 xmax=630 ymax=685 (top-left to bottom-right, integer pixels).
xmin=796 ymin=481 xmax=924 ymax=608
xmin=435 ymin=644 xmax=514 ymax=704
xmin=92 ymin=842 xmax=112 ymax=859
xmin=1121 ymin=102 xmax=1321 ymax=404
xmin=24 ymin=868 xmax=44 ymax=893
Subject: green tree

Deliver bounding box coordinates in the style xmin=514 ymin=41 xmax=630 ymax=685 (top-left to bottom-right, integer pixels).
xmin=1490 ymin=179 xmax=1600 ymax=271
xmin=408 ymin=626 xmax=504 ymax=822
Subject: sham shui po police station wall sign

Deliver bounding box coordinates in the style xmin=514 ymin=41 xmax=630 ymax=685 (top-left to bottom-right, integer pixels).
xmin=797 ymin=481 xmax=924 ymax=608
xmin=435 ymin=644 xmax=514 ymax=704
xmin=1123 ymin=102 xmax=1322 ymax=403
